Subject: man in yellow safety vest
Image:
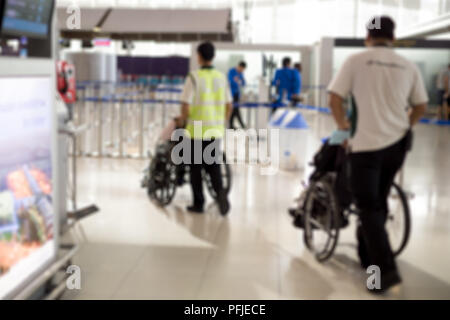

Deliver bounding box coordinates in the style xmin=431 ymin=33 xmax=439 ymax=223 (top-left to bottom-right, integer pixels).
xmin=176 ymin=42 xmax=232 ymax=215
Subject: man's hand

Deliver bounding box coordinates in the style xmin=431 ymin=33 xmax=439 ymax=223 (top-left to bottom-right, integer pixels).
xmin=176 ymin=103 xmax=189 ymax=128
xmin=174 ymin=116 xmax=185 ymax=128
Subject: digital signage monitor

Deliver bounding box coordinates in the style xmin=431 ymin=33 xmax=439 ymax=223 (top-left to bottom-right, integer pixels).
xmin=0 ymin=0 xmax=55 ymax=39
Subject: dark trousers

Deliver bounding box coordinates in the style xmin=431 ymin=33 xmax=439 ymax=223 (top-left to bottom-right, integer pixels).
xmin=350 ymin=133 xmax=409 ymax=275
xmin=229 ymin=94 xmax=246 ymax=129
xmin=190 ymin=139 xmax=224 ymax=207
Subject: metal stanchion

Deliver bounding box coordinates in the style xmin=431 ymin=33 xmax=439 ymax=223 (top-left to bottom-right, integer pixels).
xmin=75 ymin=86 xmax=85 ymax=156
xmin=119 ymin=97 xmax=125 ymax=157
xmin=96 ymin=96 xmax=104 ymax=157
xmin=138 ymin=94 xmax=145 ymax=158
xmin=162 ymin=98 xmax=167 ymax=128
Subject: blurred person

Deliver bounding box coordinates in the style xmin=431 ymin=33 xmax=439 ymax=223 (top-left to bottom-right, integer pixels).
xmin=436 ymin=64 xmax=450 ymax=120
xmin=271 ymin=57 xmax=300 ymax=113
xmin=176 ymin=42 xmax=232 ymax=216
xmin=228 ymin=61 xmax=247 ymax=129
xmin=328 ymin=16 xmax=427 ymax=293
xmin=291 ymin=62 xmax=303 ymax=106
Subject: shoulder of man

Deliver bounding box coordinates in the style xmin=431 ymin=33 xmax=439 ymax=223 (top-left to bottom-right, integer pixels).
xmin=212 ymin=69 xmax=227 ymax=79
xmin=348 ymin=50 xmax=370 ymax=63
xmin=187 ymin=70 xmax=199 ymax=87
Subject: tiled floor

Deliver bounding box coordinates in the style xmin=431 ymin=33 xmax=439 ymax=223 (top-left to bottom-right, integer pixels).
xmin=62 ymin=112 xmax=450 ymax=300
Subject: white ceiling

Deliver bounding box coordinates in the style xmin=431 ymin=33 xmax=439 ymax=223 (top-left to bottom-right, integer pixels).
xmin=56 ymin=7 xmax=108 ymax=30
xmin=101 ymin=9 xmax=230 ymax=33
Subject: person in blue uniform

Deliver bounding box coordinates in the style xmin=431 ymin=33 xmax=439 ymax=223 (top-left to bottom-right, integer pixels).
xmin=271 ymin=57 xmax=301 ymax=113
xmin=291 ymin=62 xmax=303 ymax=106
xmin=228 ymin=61 xmax=247 ymax=129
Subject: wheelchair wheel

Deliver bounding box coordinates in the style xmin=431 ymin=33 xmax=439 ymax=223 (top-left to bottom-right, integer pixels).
xmin=386 ymin=182 xmax=411 ymax=257
xmin=303 ymin=174 xmax=340 ymax=262
xmin=147 ymin=154 xmax=177 ymax=207
xmin=204 ymin=153 xmax=232 ymax=200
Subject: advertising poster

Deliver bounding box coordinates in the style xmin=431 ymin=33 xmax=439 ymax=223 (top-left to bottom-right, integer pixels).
xmin=0 ymin=76 xmax=55 ymax=299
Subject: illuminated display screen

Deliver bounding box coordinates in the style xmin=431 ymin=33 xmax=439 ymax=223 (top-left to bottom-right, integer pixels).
xmin=1 ymin=0 xmax=54 ymax=38
xmin=0 ymin=76 xmax=55 ymax=299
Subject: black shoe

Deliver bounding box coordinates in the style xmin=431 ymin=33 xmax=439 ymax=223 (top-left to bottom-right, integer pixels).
xmin=187 ymin=205 xmax=204 ymax=214
xmin=217 ymin=192 xmax=230 ymax=216
xmin=176 ymin=177 xmax=185 ymax=186
xmin=338 ymin=215 xmax=349 ymax=229
xmin=367 ymin=270 xmax=402 ymax=295
xmin=293 ymin=214 xmax=305 ymax=229
xmin=288 ymin=207 xmax=298 ymax=218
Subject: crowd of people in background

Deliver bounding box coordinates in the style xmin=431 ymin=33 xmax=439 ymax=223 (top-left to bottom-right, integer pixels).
xmin=227 ymin=56 xmax=303 ymax=123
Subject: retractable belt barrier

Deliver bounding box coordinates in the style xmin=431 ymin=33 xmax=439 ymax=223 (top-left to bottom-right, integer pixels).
xmin=73 ymin=82 xmax=183 ymax=159
xmin=72 ymin=81 xmax=450 ymax=160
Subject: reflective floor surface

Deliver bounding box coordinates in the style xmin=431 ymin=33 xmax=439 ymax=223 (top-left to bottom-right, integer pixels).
xmin=62 ymin=112 xmax=450 ymax=300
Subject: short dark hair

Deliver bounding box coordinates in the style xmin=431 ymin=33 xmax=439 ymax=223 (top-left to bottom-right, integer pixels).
xmin=197 ymin=42 xmax=215 ymax=62
xmin=239 ymin=61 xmax=247 ymax=68
xmin=367 ymin=16 xmax=395 ymax=40
xmin=282 ymin=57 xmax=291 ymax=68
xmin=294 ymin=63 xmax=302 ymax=71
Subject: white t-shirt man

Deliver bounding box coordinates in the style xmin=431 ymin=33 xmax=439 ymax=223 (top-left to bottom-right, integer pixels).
xmin=328 ymin=47 xmax=429 ymax=153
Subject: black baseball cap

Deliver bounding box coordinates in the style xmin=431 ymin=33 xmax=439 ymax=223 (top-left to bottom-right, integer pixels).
xmin=367 ymin=16 xmax=395 ymax=40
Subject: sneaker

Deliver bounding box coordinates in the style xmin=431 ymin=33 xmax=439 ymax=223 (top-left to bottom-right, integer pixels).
xmin=187 ymin=205 xmax=204 ymax=214
xmin=217 ymin=192 xmax=230 ymax=216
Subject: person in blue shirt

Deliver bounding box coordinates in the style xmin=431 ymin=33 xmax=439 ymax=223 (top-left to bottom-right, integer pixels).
xmin=272 ymin=57 xmax=301 ymax=113
xmin=228 ymin=61 xmax=247 ymax=129
xmin=292 ymin=62 xmax=303 ymax=105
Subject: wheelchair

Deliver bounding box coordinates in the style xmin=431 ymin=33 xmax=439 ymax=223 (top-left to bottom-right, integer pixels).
xmin=290 ymin=142 xmax=411 ymax=263
xmin=141 ymin=141 xmax=232 ymax=207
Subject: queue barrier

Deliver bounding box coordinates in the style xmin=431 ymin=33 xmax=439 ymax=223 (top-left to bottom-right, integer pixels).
xmin=73 ymin=81 xmax=183 ymax=159
xmin=72 ymin=80 xmax=450 ymax=160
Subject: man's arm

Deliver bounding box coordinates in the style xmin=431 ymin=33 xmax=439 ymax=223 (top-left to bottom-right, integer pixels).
xmin=409 ymin=103 xmax=427 ymax=126
xmin=225 ymin=102 xmax=232 ymax=121
xmin=329 ymin=92 xmax=350 ymax=130
xmin=241 ymin=73 xmax=246 ymax=87
xmin=228 ymin=69 xmax=234 ymax=85
xmin=176 ymin=102 xmax=189 ymax=127
xmin=298 ymin=72 xmax=302 ymax=95
xmin=272 ymin=70 xmax=279 ymax=86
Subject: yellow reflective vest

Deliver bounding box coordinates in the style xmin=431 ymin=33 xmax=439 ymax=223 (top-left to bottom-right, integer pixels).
xmin=185 ymin=68 xmax=227 ymax=140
